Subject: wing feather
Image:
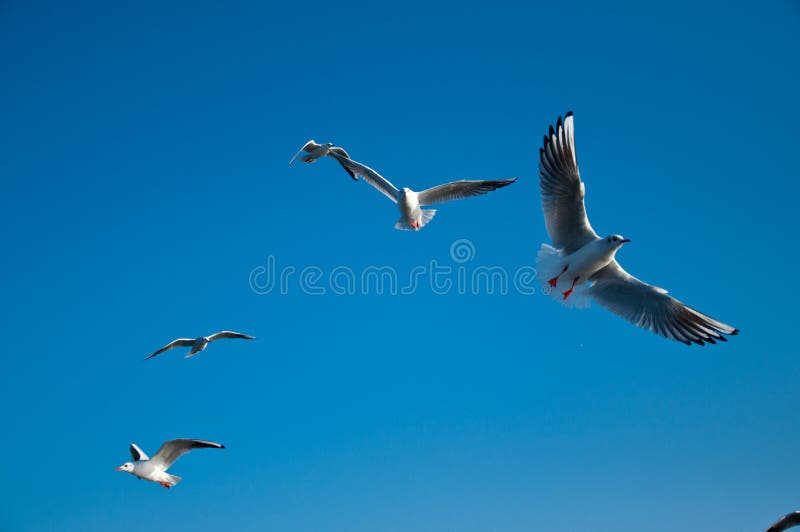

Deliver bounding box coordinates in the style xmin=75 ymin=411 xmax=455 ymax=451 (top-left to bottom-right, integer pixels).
xmin=539 ymin=112 xmax=598 ymax=254
xmin=150 ymin=438 xmax=225 ymax=470
xmin=207 ymin=331 xmax=255 ymax=342
xmin=327 ymin=152 xmax=400 ymax=202
xmin=145 ymin=338 xmax=196 ymax=360
xmin=326 ymin=147 xmax=358 ymax=180
xmin=129 ymin=443 xmax=149 ymax=461
xmin=588 ymin=261 xmax=738 ymax=345
xmin=417 ymin=178 xmax=517 ymax=205
xmin=288 ymin=139 xmax=318 ymax=165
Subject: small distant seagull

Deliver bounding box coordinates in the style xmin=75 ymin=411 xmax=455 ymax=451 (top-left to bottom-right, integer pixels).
xmin=288 ymin=139 xmax=357 ymax=180
xmin=535 ymin=111 xmax=738 ymax=345
xmin=328 ymin=150 xmax=517 ymax=231
xmin=145 ymin=331 xmax=255 ymax=360
xmin=115 ymin=439 xmax=225 ymax=489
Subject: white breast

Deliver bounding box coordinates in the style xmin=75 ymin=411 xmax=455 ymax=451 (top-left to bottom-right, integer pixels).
xmin=564 ymin=239 xmax=616 ymax=279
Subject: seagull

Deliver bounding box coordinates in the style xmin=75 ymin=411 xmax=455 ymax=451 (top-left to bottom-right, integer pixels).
xmin=535 ymin=111 xmax=738 ymax=345
xmin=327 ymin=150 xmax=517 ymax=231
xmin=115 ymin=439 xmax=225 ymax=489
xmin=145 ymin=331 xmax=255 ymax=360
xmin=288 ymin=139 xmax=357 ymax=180
xmin=766 ymin=511 xmax=800 ymax=532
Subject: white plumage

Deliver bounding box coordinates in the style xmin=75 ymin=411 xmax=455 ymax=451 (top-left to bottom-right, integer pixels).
xmin=536 ymin=111 xmax=738 ymax=345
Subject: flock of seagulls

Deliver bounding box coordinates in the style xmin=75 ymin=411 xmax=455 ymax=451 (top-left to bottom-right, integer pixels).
xmin=117 ymin=111 xmax=755 ymax=526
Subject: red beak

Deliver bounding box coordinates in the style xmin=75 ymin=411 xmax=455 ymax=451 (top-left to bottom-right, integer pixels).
xmin=115 ymin=467 xmax=124 ymax=471
xmin=621 ymin=239 xmax=631 ymax=243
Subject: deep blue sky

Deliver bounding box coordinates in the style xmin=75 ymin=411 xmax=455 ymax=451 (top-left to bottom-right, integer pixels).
xmin=1 ymin=1 xmax=798 ymax=530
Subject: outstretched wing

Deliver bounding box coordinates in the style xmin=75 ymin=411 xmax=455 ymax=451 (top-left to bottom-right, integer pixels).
xmin=767 ymin=511 xmax=800 ymax=532
xmin=129 ymin=443 xmax=149 ymax=461
xmin=150 ymin=438 xmax=225 ymax=470
xmin=327 ymin=151 xmax=400 ymax=203
xmin=207 ymin=331 xmax=256 ymax=342
xmin=145 ymin=338 xmax=196 ymax=360
xmin=588 ymin=261 xmax=738 ymax=345
xmin=327 ymin=147 xmax=358 ymax=180
xmin=417 ymin=178 xmax=517 ymax=206
xmin=288 ymin=139 xmax=318 ymax=165
xmin=539 ymin=111 xmax=598 ymax=254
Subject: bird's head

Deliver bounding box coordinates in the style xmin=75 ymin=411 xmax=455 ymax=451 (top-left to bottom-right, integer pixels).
xmin=324 ymin=143 xmax=334 ymax=148
xmin=605 ymin=234 xmax=630 ymax=249
xmin=115 ymin=462 xmax=134 ymax=473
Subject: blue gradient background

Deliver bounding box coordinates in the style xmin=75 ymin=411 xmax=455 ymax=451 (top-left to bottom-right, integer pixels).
xmin=1 ymin=1 xmax=798 ymax=530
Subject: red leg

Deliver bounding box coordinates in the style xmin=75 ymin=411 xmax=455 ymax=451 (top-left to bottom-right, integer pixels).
xmin=562 ymin=277 xmax=579 ymax=300
xmin=160 ymin=482 xmax=171 ymax=489
xmin=548 ymin=265 xmax=568 ymax=287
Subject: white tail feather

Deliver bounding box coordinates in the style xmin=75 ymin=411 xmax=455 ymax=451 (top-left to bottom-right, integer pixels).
xmin=394 ymin=209 xmax=437 ymax=231
xmin=536 ymin=243 xmax=590 ymax=309
xmin=165 ymin=473 xmax=181 ymax=487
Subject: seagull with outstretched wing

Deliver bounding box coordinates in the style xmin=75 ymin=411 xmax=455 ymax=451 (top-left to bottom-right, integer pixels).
xmin=327 ymin=150 xmax=517 ymax=231
xmin=145 ymin=331 xmax=255 ymax=360
xmin=116 ymin=438 xmax=225 ymax=489
xmin=288 ymin=139 xmax=357 ymax=180
xmin=534 ymin=111 xmax=738 ymax=345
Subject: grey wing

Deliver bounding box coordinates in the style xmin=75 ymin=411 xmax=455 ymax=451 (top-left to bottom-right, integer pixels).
xmin=327 ymin=147 xmax=358 ymax=180
xmin=150 ymin=438 xmax=225 ymax=470
xmin=588 ymin=261 xmax=738 ymax=345
xmin=129 ymin=443 xmax=149 ymax=461
xmin=539 ymin=111 xmax=598 ymax=254
xmin=767 ymin=512 xmax=800 ymax=532
xmin=207 ymin=331 xmax=256 ymax=342
xmin=144 ymin=338 xmax=196 ymax=360
xmin=328 ymin=151 xmax=399 ymax=202
xmin=328 ymin=146 xmax=350 ymax=159
xmin=417 ymin=178 xmax=517 ymax=206
xmin=288 ymin=139 xmax=318 ymax=165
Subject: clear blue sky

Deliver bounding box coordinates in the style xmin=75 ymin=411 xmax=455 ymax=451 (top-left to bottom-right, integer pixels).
xmin=1 ymin=0 xmax=798 ymax=530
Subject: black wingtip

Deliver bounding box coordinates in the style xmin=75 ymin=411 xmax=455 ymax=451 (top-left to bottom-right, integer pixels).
xmin=565 ymin=110 xmax=573 ymax=118
xmin=556 ymin=116 xmax=563 ymax=129
xmin=548 ymin=125 xmax=555 ymax=137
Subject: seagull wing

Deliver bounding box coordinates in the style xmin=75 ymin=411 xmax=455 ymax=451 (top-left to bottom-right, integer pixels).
xmin=328 ymin=151 xmax=400 ymax=203
xmin=539 ymin=111 xmax=598 ymax=254
xmin=207 ymin=331 xmax=256 ymax=342
xmin=588 ymin=261 xmax=738 ymax=345
xmin=144 ymin=338 xmax=196 ymax=360
xmin=417 ymin=178 xmax=517 ymax=206
xmin=766 ymin=512 xmax=800 ymax=532
xmin=288 ymin=139 xmax=318 ymax=165
xmin=129 ymin=443 xmax=149 ymax=461
xmin=150 ymin=438 xmax=225 ymax=470
xmin=328 ymin=146 xmax=350 ymax=158
xmin=327 ymin=147 xmax=358 ymax=180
